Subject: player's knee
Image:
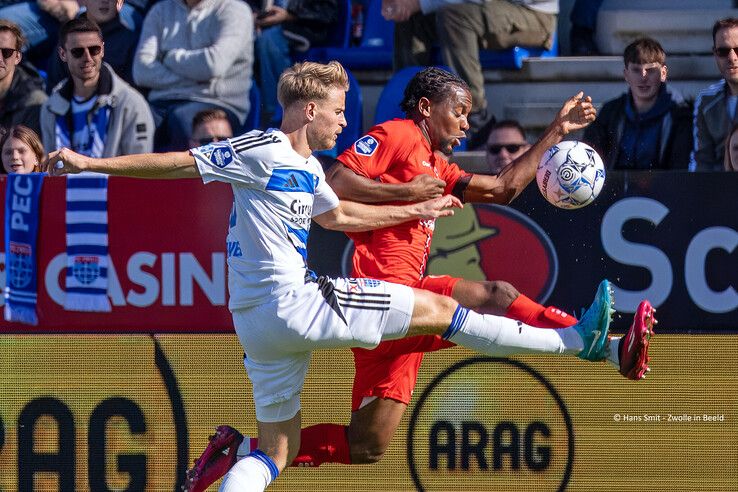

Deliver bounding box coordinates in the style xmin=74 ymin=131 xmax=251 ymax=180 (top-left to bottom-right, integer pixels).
xmin=430 ymin=291 xmax=459 ymax=317
xmin=347 ymin=419 xmax=393 ymax=464
xmin=411 ymin=289 xmax=459 ymax=333
xmin=349 ymin=439 xmax=389 ymax=464
xmin=482 ymin=280 xmax=519 ymax=311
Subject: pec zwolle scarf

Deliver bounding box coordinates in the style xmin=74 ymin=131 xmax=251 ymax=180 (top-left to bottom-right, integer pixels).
xmin=4 ymin=173 xmax=45 ymax=325
xmin=64 ymin=174 xmax=111 ymax=312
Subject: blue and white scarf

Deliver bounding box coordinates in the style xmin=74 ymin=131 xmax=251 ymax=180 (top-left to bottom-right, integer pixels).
xmin=64 ymin=174 xmax=111 ymax=312
xmin=55 ymin=97 xmax=110 ymax=158
xmin=4 ymin=173 xmax=45 ymax=325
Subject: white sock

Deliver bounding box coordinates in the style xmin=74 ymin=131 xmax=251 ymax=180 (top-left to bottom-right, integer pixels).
xmin=607 ymin=336 xmax=621 ymax=369
xmin=219 ymin=451 xmax=278 ymax=492
xmin=443 ymin=306 xmax=583 ymax=356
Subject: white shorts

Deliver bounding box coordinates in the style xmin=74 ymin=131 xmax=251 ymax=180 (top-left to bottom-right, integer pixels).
xmin=232 ymin=276 xmax=415 ymax=422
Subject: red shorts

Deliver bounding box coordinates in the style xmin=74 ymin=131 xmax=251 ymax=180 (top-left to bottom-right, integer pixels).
xmin=351 ymin=275 xmax=460 ymax=410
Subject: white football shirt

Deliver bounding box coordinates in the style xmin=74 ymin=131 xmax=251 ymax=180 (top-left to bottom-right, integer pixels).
xmin=191 ymin=129 xmax=340 ymax=310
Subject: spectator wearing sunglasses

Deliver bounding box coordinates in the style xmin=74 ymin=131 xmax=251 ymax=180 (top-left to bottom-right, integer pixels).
xmin=484 ymin=120 xmax=530 ymax=175
xmin=188 ymin=107 xmax=233 ymax=148
xmin=583 ymin=37 xmax=692 ymax=171
xmin=40 ymin=17 xmax=154 ymax=156
xmin=45 ymin=0 xmax=141 ymax=89
xmin=0 ymin=20 xmax=47 ymax=137
xmin=690 ymin=17 xmax=738 ymax=171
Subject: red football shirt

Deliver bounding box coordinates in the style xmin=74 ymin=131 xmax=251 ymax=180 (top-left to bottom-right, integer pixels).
xmin=337 ymin=119 xmax=470 ymax=284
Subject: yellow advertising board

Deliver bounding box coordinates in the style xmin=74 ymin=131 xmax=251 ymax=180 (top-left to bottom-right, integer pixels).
xmin=0 ymin=335 xmax=736 ymax=491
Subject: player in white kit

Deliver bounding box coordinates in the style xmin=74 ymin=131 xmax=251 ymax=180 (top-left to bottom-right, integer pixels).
xmin=46 ymin=61 xmax=651 ymax=492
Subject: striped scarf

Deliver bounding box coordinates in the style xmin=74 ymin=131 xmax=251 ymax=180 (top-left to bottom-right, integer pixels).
xmin=55 ymin=98 xmax=109 ymax=158
xmin=64 ymin=174 xmax=111 ymax=312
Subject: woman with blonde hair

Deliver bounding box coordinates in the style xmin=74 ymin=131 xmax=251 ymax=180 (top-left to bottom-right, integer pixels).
xmin=1 ymin=125 xmax=44 ymax=174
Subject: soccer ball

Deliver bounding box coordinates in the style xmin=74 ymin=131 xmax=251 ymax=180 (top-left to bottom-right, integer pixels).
xmin=536 ymin=140 xmax=605 ymax=209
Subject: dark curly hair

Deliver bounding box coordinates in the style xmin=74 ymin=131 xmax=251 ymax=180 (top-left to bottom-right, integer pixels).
xmin=400 ymin=67 xmax=470 ymax=116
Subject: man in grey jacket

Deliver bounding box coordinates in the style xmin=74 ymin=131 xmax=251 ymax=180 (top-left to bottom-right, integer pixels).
xmin=383 ymin=0 xmax=558 ymax=147
xmin=133 ymin=0 xmax=253 ymax=151
xmin=40 ymin=17 xmax=154 ymax=156
xmin=690 ymin=17 xmax=738 ymax=171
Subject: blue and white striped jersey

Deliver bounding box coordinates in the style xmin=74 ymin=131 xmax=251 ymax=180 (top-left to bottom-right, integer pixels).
xmin=191 ymin=129 xmax=340 ymax=310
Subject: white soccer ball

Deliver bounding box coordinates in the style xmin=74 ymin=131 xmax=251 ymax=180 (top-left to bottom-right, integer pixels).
xmin=536 ymin=140 xmax=605 ymax=210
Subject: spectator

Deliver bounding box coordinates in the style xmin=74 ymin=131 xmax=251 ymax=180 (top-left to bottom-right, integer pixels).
xmin=384 ymin=0 xmax=558 ymax=148
xmin=1 ymin=124 xmax=44 ymax=173
xmin=254 ymin=0 xmax=339 ymax=127
xmin=691 ymin=17 xmax=738 ymax=171
xmin=569 ymin=0 xmax=603 ymax=56
xmin=0 ymin=20 xmax=47 ymax=136
xmin=724 ymin=122 xmax=738 ymax=171
xmin=133 ymin=0 xmax=254 ymax=151
xmin=188 ymin=107 xmax=233 ymax=148
xmin=46 ymin=0 xmax=140 ymax=88
xmin=40 ymin=17 xmax=154 ymax=155
xmin=484 ymin=119 xmax=530 ymax=175
xmin=583 ymin=37 xmax=692 ymax=170
xmin=0 ymin=0 xmax=79 ymax=66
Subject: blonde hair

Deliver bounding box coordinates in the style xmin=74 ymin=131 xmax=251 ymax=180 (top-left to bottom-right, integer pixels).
xmin=277 ymin=61 xmax=349 ymax=109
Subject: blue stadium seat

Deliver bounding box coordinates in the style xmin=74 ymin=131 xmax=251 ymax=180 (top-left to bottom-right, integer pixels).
xmin=478 ymin=35 xmax=559 ymax=70
xmin=373 ymin=65 xmax=466 ymax=151
xmin=373 ymin=66 xmax=422 ymax=125
xmin=335 ymin=67 xmax=363 ymax=154
xmin=322 ymin=0 xmax=394 ymax=70
xmin=244 ymin=84 xmax=261 ymax=131
xmin=432 ymin=33 xmax=558 ymax=70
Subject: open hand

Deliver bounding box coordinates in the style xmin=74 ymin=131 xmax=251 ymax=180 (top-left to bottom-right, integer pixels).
xmin=414 ymin=194 xmax=463 ymax=219
xmin=555 ymin=92 xmax=597 ymax=135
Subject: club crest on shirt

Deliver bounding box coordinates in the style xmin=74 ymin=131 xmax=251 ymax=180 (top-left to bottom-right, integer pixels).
xmin=205 ymin=143 xmax=234 ymax=168
xmin=354 ymin=135 xmax=379 ymax=156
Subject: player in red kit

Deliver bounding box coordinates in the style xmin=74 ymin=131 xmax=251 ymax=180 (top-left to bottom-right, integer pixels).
xmin=184 ymin=67 xmax=655 ymax=491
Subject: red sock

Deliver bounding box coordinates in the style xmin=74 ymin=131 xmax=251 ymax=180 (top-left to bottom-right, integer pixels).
xmin=290 ymin=424 xmax=351 ymax=467
xmin=505 ymin=294 xmax=577 ymax=328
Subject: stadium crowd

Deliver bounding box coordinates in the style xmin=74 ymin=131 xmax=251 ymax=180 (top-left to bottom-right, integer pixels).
xmin=2 ymin=1 xmax=738 ymax=172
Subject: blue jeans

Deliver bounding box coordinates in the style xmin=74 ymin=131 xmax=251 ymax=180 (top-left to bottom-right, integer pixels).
xmin=149 ymin=100 xmax=242 ymax=151
xmin=255 ymin=25 xmax=292 ymax=127
xmin=570 ymin=0 xmax=605 ymax=30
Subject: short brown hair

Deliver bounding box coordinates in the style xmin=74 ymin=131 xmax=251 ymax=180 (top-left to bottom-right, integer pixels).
xmin=0 ymin=125 xmax=45 ymax=171
xmin=713 ymin=17 xmax=738 ymax=46
xmin=192 ymin=108 xmax=230 ymax=131
xmin=623 ymin=37 xmax=665 ymax=66
xmin=0 ymin=20 xmax=25 ymax=51
xmin=277 ymin=61 xmax=349 ymax=108
xmin=59 ymin=17 xmax=102 ymax=47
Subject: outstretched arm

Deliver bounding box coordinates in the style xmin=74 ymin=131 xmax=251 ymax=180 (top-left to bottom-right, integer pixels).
xmin=326 ymin=162 xmax=446 ymax=202
xmin=462 ymin=92 xmax=597 ymax=204
xmin=44 ymin=148 xmax=200 ymax=179
xmin=313 ymin=195 xmax=462 ymax=232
